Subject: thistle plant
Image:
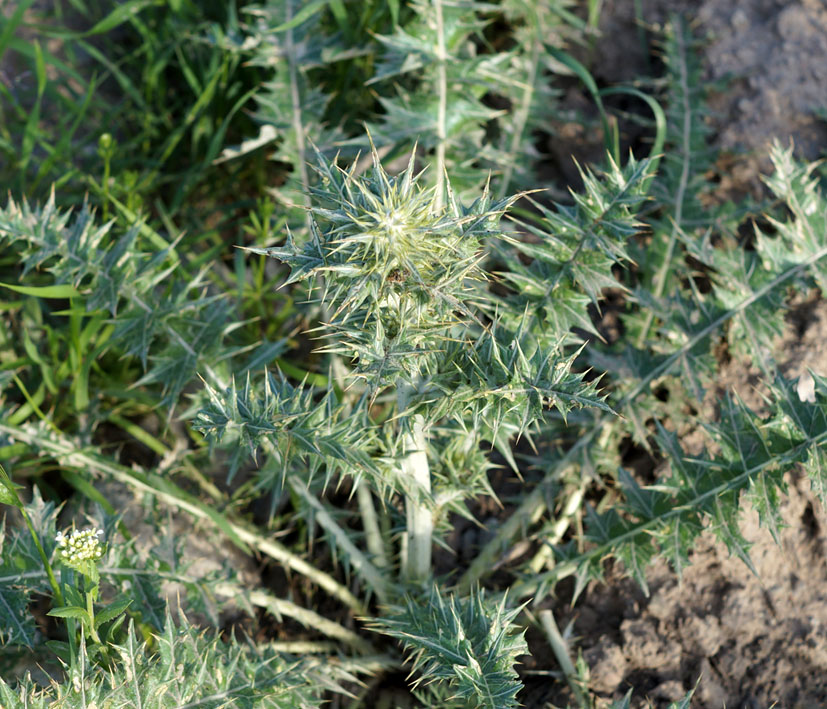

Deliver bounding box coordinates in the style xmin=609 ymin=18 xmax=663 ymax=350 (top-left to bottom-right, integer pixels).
xmin=2 ymin=2 xmax=824 ymax=706
xmin=373 ymin=587 xmax=528 ymax=708
xmin=190 ymin=142 xmax=642 ymax=704
xmin=200 ymin=143 xmax=614 ymax=590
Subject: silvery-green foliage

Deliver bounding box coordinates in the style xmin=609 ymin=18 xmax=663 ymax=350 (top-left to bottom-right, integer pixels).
xmin=366 ymin=0 xmax=497 ymax=194
xmin=243 ymin=0 xmax=338 ymax=152
xmin=263 ymin=147 xmax=500 ymax=383
xmin=214 ymin=136 xmax=647 ymax=692
xmin=517 ymin=114 xmax=827 ymax=602
xmin=630 ymin=14 xmax=721 ymax=303
xmin=209 ymin=146 xmax=613 ymax=501
xmin=372 ymin=586 xmax=527 ymax=709
xmin=0 ymin=610 xmax=342 ymax=708
xmin=196 ymin=370 xmax=381 ymax=488
xmin=601 ymin=15 xmax=740 ymax=432
xmin=460 ymin=16 xmax=827 ymax=613
xmin=702 ymin=143 xmax=827 ymax=366
xmin=487 ymin=0 xmax=576 ymax=194
xmin=497 ymin=154 xmax=653 ymax=342
xmin=533 ymin=373 xmax=827 ymax=600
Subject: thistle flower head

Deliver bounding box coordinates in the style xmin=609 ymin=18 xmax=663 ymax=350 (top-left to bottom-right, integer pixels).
xmin=313 ymin=150 xmax=478 ymax=284
xmin=255 ymin=145 xmax=514 ymax=383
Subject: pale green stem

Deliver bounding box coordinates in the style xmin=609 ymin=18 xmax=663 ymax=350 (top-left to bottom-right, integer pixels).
xmin=355 ymin=479 xmax=390 ymax=571
xmin=398 ymin=382 xmax=432 ymax=583
xmin=433 ymin=0 xmax=447 ymax=212
xmin=636 ymin=22 xmax=691 ymax=348
xmin=497 ymin=33 xmax=541 ymax=201
xmin=214 ymin=581 xmax=376 ymax=653
xmin=285 ymin=0 xmax=314 ymax=234
xmin=289 ymin=475 xmax=389 ymax=604
xmin=85 ymin=585 xmax=102 ymax=644
xmin=527 ymin=484 xmax=585 ymax=574
xmin=538 ymin=609 xmax=587 ymax=707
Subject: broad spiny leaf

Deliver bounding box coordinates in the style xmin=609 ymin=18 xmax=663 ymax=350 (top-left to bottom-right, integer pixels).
xmin=372 ymin=586 xmax=527 ymax=709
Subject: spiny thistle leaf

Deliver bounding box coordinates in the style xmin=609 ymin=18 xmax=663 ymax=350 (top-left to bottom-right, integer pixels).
xmin=498 ymin=154 xmax=654 ymax=342
xmin=0 ymin=195 xmax=235 ymax=408
xmin=224 ymin=0 xmax=345 ymax=232
xmin=520 ymin=373 xmax=827 ymax=601
xmin=193 ymin=370 xmax=383 ymax=487
xmin=371 ymin=586 xmax=528 ymax=709
xmin=248 ymin=145 xmax=511 ymax=380
xmin=237 ymin=144 xmax=612 ymax=513
xmin=363 ymin=0 xmax=571 ymax=198
xmin=0 ymin=194 xmax=139 ymax=317
xmin=674 ymin=142 xmax=827 ymax=374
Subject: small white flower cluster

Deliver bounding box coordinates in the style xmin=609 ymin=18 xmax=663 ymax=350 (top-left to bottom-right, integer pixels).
xmin=55 ymin=527 xmax=104 ymax=564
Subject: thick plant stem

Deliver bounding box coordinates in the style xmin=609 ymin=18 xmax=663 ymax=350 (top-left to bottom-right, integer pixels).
xmin=636 ymin=21 xmax=691 ymax=348
xmin=497 ymin=31 xmax=540 ymax=201
xmin=285 ymin=0 xmax=312 ymax=216
xmin=398 ymin=383 xmax=432 ymax=583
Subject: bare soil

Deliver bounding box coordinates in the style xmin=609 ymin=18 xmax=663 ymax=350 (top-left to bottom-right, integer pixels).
xmin=562 ymin=467 xmax=827 ymax=708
